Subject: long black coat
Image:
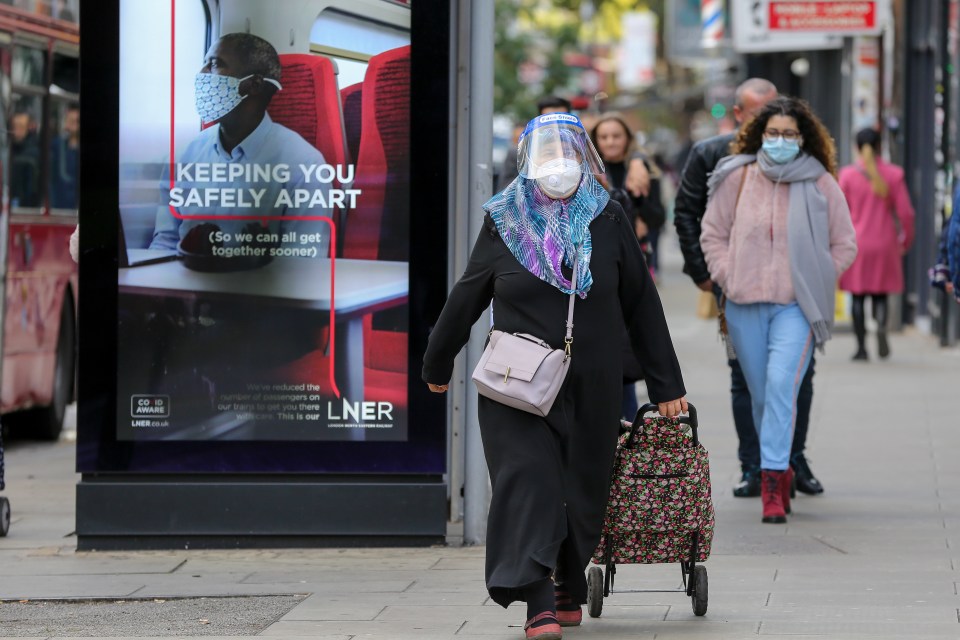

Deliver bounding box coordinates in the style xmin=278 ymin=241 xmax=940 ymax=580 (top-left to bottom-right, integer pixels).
xmin=422 ymin=202 xmax=685 ymax=607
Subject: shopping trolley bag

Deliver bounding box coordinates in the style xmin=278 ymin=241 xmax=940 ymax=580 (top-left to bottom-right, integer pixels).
xmin=593 ymin=403 xmax=714 ymax=566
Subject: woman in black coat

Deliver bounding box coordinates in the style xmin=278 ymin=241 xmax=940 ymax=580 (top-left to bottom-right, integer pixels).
xmin=422 ymin=113 xmax=686 ymax=640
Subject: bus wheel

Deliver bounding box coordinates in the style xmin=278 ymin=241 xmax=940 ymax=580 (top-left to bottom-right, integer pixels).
xmin=35 ymin=295 xmax=76 ymax=441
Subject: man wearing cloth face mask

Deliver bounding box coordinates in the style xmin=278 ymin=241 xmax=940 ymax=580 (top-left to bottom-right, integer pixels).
xmin=150 ymin=33 xmax=330 ymax=255
xmin=700 ymin=96 xmax=856 ymax=525
xmin=423 ymin=112 xmax=687 ymax=639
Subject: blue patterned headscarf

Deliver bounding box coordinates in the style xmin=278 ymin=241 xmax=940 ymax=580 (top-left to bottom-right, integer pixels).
xmin=483 ymin=172 xmax=610 ymax=298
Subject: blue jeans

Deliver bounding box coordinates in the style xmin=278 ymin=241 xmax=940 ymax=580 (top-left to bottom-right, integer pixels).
xmin=731 ymin=354 xmax=815 ymax=471
xmin=724 ymin=301 xmax=814 ymax=471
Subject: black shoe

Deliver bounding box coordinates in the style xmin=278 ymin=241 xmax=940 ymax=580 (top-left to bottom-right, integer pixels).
xmin=877 ymin=331 xmax=890 ymax=359
xmin=732 ymin=469 xmax=761 ymax=497
xmin=791 ymin=454 xmax=824 ymax=495
xmin=851 ymin=348 xmax=868 ymax=361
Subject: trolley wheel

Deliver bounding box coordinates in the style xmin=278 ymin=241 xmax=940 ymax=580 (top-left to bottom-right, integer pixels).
xmin=691 ymin=565 xmax=708 ymax=616
xmin=587 ymin=566 xmax=604 ymax=618
xmin=0 ymin=497 xmax=10 ymax=537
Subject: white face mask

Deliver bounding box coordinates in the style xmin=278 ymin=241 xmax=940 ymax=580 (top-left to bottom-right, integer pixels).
xmin=194 ymin=73 xmax=282 ymax=123
xmin=535 ymin=158 xmax=582 ymax=199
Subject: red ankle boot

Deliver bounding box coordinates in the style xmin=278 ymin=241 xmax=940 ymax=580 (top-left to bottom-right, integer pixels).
xmin=761 ymin=470 xmax=786 ymax=523
xmin=779 ymin=467 xmax=794 ymax=515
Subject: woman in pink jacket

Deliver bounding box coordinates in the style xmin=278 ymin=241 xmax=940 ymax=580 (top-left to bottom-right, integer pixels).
xmin=701 ymin=97 xmax=857 ymax=524
xmin=838 ymin=128 xmax=915 ymax=361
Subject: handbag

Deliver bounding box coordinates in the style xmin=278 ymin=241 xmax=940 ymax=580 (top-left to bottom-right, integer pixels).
xmin=696 ymin=290 xmax=718 ymax=319
xmin=471 ymin=258 xmax=578 ymax=417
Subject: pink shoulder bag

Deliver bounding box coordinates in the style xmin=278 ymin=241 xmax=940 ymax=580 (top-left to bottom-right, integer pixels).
xmin=471 ymin=258 xmax=578 ymax=417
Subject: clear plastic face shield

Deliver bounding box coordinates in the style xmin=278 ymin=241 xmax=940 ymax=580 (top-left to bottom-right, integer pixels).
xmin=517 ymin=113 xmax=604 ymax=198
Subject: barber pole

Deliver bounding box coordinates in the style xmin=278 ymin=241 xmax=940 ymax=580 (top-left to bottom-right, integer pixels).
xmin=700 ymin=0 xmax=724 ymax=49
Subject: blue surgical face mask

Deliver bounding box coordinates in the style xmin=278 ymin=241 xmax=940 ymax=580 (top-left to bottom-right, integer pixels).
xmin=761 ymin=137 xmax=801 ymax=164
xmin=194 ymin=73 xmax=282 ymax=123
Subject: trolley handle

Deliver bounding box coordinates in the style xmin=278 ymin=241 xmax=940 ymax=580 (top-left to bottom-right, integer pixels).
xmin=628 ymin=402 xmax=699 ymax=447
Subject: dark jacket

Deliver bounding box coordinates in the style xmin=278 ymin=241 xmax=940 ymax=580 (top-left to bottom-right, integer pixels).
xmin=673 ymin=132 xmax=736 ymax=285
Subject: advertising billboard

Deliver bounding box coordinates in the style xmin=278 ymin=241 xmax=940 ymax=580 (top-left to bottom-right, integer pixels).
xmin=116 ymin=0 xmax=411 ymax=443
xmin=77 ymin=0 xmax=448 ymax=475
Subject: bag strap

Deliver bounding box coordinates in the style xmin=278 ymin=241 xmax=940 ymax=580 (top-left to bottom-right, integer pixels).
xmin=564 ymin=257 xmax=578 ymax=358
xmin=717 ymin=168 xmax=747 ymax=338
xmin=734 ymin=165 xmax=748 ymax=211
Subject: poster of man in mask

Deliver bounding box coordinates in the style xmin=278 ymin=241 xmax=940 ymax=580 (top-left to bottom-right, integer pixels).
xmin=116 ymin=0 xmax=411 ymax=442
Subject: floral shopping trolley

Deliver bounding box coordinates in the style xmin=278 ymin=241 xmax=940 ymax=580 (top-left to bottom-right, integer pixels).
xmin=589 ymin=402 xmax=714 ymax=617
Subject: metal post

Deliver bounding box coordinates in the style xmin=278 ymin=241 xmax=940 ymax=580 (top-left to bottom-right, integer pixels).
xmin=838 ymin=37 xmax=855 ymax=168
xmin=446 ymin=0 xmax=469 ymax=531
xmin=458 ymin=0 xmax=494 ymax=545
xmin=903 ymin=0 xmax=938 ymax=329
xmin=938 ymin=0 xmax=956 ymax=347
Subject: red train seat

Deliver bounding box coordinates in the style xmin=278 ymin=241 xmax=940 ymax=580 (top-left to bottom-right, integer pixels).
xmin=268 ymin=53 xmax=348 ymax=182
xmin=340 ymin=82 xmax=363 ymax=166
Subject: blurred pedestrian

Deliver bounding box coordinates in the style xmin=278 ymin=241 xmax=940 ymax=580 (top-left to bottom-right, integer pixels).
xmin=838 ymin=128 xmax=915 ymax=361
xmin=423 ymin=113 xmax=686 ymax=638
xmin=590 ymin=114 xmax=665 ymax=276
xmin=930 ymin=185 xmax=960 ymax=303
xmin=700 ymin=96 xmax=857 ymax=524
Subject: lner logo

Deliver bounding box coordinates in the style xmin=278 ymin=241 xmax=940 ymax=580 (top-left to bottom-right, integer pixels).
xmin=131 ymin=395 xmax=170 ymax=418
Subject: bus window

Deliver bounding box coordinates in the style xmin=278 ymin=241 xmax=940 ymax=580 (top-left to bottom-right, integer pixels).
xmin=12 ymin=44 xmax=44 ymax=85
xmin=52 ymin=0 xmax=78 ymax=23
xmin=10 ymin=44 xmax=45 ymax=213
xmin=9 ymin=96 xmax=42 ymax=212
xmin=49 ymin=100 xmax=78 ymax=212
xmin=51 ymin=51 xmax=79 ymax=95
xmin=49 ymin=50 xmax=79 ymax=213
xmin=5 ymin=0 xmax=77 ymax=21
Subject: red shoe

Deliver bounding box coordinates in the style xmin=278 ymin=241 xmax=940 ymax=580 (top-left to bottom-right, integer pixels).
xmin=555 ymin=608 xmax=582 ymax=627
xmin=524 ymin=612 xmax=562 ymax=639
xmin=554 ymin=587 xmax=582 ymax=627
xmin=761 ymin=470 xmax=786 ymax=523
xmin=779 ymin=466 xmax=795 ymax=515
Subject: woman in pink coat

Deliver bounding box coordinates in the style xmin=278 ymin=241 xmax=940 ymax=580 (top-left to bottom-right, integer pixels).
xmin=838 ymin=128 xmax=915 ymax=361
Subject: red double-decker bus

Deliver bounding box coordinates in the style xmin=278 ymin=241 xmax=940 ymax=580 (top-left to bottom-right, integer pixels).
xmin=0 ymin=0 xmax=79 ymax=439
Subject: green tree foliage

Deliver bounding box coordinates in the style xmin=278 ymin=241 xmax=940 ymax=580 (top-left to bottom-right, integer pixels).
xmin=494 ymin=0 xmax=665 ymax=120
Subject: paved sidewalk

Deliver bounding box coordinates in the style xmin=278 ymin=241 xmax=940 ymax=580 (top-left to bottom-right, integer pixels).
xmin=2 ymin=237 xmax=960 ymax=638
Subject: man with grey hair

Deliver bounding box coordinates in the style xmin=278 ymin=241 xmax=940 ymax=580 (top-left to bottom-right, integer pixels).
xmin=673 ymin=78 xmax=823 ymax=499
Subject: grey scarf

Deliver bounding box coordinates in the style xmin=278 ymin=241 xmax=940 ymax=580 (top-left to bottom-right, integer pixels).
xmin=707 ymin=151 xmax=835 ymax=349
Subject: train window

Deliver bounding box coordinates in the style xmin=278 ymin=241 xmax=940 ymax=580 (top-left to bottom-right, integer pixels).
xmin=310 ymin=9 xmax=409 ymax=88
xmin=9 ymin=94 xmax=43 ymax=212
xmin=12 ymin=45 xmax=44 ymax=87
xmin=49 ymin=100 xmax=79 ymax=213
